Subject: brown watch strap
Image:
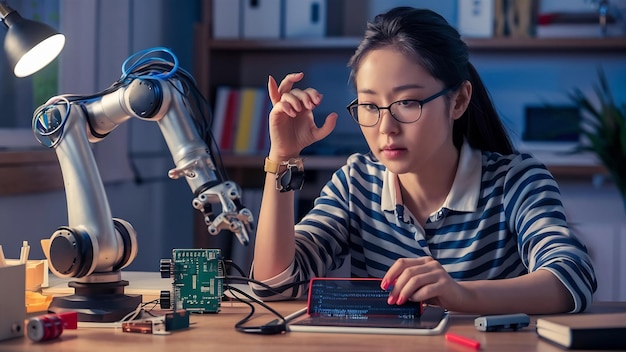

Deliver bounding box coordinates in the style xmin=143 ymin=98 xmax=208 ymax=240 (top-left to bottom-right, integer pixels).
xmin=264 ymin=157 xmax=281 ymax=174
xmin=264 ymin=157 xmax=303 ymax=174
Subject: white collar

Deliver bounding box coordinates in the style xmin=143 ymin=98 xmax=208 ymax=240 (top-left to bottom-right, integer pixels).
xmin=381 ymin=140 xmax=481 ymax=213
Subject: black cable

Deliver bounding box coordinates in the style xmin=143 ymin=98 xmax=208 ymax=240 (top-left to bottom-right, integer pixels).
xmin=226 ymin=285 xmax=288 ymax=335
xmin=221 ymin=267 xmax=311 ymax=335
xmin=141 ymin=299 xmax=161 ymax=316
xmin=223 ymin=260 xmax=246 ymax=277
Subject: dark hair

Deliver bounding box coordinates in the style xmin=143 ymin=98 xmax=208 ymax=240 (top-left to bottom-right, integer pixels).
xmin=348 ymin=7 xmax=514 ymax=154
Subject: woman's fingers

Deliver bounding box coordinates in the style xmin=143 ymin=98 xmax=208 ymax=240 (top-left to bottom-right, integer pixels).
xmin=314 ymin=112 xmax=338 ymax=140
xmin=274 ymin=88 xmax=323 ymax=117
xmin=267 ymin=75 xmax=280 ymax=104
xmin=277 ymin=72 xmax=304 ymax=96
xmin=382 ymin=257 xmax=433 ymax=289
xmin=268 ymin=72 xmax=305 ymax=105
xmin=384 ymin=257 xmax=447 ymax=305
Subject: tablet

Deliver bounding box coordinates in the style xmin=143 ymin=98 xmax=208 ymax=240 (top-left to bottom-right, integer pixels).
xmin=287 ymin=278 xmax=449 ymax=335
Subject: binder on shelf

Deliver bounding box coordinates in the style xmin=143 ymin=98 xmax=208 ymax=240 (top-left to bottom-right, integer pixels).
xmin=256 ymin=94 xmax=272 ymax=153
xmin=211 ymin=86 xmax=231 ymax=147
xmin=246 ymin=90 xmax=270 ymax=154
xmin=284 ymin=0 xmax=327 ymax=38
xmin=234 ymin=88 xmax=270 ymax=155
xmin=458 ymin=0 xmax=494 ymax=38
xmin=214 ymin=87 xmax=271 ymax=155
xmin=212 ymin=0 xmax=241 ymax=39
xmin=219 ymin=89 xmax=241 ymax=152
xmin=242 ymin=0 xmax=281 ymax=39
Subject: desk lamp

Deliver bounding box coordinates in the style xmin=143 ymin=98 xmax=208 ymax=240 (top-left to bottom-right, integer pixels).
xmin=1 ymin=0 xmax=65 ymax=77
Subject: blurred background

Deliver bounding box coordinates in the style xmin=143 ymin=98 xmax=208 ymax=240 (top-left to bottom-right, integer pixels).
xmin=1 ymin=0 xmax=625 ymax=300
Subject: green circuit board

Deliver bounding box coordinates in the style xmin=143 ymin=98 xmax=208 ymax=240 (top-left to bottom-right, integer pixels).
xmin=171 ymin=248 xmax=223 ymax=313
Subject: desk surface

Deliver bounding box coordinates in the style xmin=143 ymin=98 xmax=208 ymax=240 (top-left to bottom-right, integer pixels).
xmin=2 ymin=301 xmax=626 ymax=352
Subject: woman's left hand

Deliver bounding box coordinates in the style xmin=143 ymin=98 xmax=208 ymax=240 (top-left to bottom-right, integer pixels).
xmin=381 ymin=257 xmax=470 ymax=310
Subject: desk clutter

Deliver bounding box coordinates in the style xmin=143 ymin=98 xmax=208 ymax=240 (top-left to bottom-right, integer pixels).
xmin=0 ymin=241 xmax=50 ymax=342
xmin=2 ymin=244 xmax=626 ymax=350
xmin=0 ymin=246 xmax=265 ymax=343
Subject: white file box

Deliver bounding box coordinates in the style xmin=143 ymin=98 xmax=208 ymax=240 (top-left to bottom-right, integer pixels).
xmin=242 ymin=0 xmax=281 ymax=39
xmin=212 ymin=0 xmax=242 ymax=39
xmin=284 ymin=0 xmax=326 ymax=38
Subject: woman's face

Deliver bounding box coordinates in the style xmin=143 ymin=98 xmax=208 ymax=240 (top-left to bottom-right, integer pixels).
xmin=354 ymin=47 xmax=463 ymax=175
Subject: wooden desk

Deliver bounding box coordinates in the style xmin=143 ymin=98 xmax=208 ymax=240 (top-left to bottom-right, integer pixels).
xmin=2 ymin=301 xmax=625 ymax=351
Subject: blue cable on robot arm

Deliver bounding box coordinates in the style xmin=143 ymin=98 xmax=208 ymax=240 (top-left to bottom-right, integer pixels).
xmin=120 ymin=46 xmax=179 ymax=81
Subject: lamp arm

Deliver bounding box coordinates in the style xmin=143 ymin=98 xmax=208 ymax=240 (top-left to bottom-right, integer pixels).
xmin=0 ymin=1 xmax=14 ymax=20
xmin=34 ymin=51 xmax=252 ymax=283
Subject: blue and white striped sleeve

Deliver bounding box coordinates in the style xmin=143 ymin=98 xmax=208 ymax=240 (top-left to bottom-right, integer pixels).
xmin=504 ymin=154 xmax=597 ymax=312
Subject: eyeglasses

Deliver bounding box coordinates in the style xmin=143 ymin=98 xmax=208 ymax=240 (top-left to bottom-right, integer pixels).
xmin=346 ymin=86 xmax=453 ymax=127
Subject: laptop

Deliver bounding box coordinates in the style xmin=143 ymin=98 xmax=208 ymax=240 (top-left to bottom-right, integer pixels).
xmin=287 ymin=278 xmax=449 ymax=335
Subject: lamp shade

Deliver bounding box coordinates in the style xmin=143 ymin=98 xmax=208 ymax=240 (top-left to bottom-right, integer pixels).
xmin=1 ymin=4 xmax=65 ymax=77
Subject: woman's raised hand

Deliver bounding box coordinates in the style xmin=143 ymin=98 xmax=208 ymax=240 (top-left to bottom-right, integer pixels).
xmin=267 ymin=72 xmax=338 ymax=159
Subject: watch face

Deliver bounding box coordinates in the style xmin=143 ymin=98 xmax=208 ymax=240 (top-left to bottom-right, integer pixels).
xmin=289 ymin=170 xmax=305 ymax=190
xmin=279 ymin=166 xmax=305 ymax=192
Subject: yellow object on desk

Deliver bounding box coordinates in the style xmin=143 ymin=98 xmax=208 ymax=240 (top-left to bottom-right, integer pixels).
xmin=25 ymin=291 xmax=53 ymax=313
xmin=3 ymin=259 xmax=51 ymax=312
xmin=5 ymin=259 xmax=48 ymax=291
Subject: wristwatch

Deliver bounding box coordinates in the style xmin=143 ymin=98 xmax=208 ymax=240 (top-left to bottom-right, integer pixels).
xmin=264 ymin=157 xmax=305 ymax=192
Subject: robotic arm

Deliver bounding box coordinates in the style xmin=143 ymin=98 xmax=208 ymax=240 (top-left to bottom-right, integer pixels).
xmin=33 ymin=48 xmax=253 ymax=321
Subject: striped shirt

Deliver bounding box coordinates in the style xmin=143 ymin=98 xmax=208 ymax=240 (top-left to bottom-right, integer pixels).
xmin=251 ymin=141 xmax=597 ymax=312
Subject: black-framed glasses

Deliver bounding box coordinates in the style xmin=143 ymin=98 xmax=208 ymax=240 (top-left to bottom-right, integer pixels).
xmin=346 ymin=86 xmax=453 ymax=127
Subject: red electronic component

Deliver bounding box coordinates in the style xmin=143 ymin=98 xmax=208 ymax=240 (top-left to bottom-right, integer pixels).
xmin=27 ymin=312 xmax=78 ymax=342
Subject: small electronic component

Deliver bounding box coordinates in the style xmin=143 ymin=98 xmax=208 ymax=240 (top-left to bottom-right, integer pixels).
xmin=160 ymin=248 xmax=224 ymax=313
xmin=121 ymin=310 xmax=189 ymax=335
xmin=474 ymin=313 xmax=530 ymax=332
xmin=122 ymin=318 xmax=165 ymax=335
xmin=27 ymin=312 xmax=78 ymax=342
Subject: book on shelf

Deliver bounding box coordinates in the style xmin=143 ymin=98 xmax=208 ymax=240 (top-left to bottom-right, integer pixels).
xmin=214 ymin=87 xmax=240 ymax=151
xmin=212 ymin=86 xmax=230 ymax=148
xmin=536 ymin=312 xmax=626 ymax=350
xmin=234 ymin=88 xmax=266 ymax=154
xmin=535 ymin=11 xmax=625 ymax=38
xmin=212 ymin=86 xmax=271 ymax=155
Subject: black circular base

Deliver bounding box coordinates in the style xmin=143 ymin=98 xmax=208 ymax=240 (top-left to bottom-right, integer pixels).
xmin=47 ymin=280 xmax=142 ymax=322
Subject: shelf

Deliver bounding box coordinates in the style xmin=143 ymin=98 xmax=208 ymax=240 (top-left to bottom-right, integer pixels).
xmin=206 ymin=36 xmax=626 ymax=52
xmin=218 ymin=154 xmax=606 ymax=179
xmin=0 ymin=149 xmax=63 ymax=195
xmin=208 ymin=37 xmax=360 ymax=50
xmin=464 ymin=37 xmax=626 ymax=52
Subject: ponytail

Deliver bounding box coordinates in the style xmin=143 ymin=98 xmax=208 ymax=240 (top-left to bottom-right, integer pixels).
xmin=453 ymin=63 xmax=514 ymax=154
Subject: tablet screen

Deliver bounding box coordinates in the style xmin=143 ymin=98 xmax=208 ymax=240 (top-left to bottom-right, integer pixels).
xmin=288 ymin=278 xmax=448 ymax=334
xmin=306 ymin=278 xmax=423 ymax=319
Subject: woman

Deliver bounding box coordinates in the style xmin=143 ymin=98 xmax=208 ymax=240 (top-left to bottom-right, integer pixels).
xmin=251 ymin=7 xmax=596 ymax=314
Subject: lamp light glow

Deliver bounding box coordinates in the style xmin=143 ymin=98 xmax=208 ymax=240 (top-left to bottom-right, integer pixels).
xmin=1 ymin=1 xmax=65 ymax=77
